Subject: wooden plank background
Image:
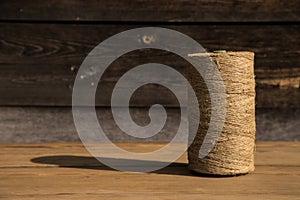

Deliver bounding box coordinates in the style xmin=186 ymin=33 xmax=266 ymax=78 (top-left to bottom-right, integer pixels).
xmin=0 ymin=0 xmax=299 ymax=142
xmin=0 ymin=24 xmax=299 ymax=107
xmin=0 ymin=0 xmax=299 ymax=22
xmin=0 ymin=107 xmax=299 ymax=143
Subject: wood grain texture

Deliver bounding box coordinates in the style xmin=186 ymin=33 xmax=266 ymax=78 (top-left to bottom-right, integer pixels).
xmin=0 ymin=0 xmax=299 ymax=22
xmin=0 ymin=24 xmax=299 ymax=107
xmin=0 ymin=107 xmax=299 ymax=143
xmin=0 ymin=142 xmax=299 ymax=199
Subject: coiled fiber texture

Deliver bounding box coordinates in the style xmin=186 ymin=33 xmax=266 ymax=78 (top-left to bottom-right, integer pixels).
xmin=187 ymin=51 xmax=256 ymax=176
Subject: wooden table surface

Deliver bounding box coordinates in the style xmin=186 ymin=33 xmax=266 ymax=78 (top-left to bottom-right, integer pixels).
xmin=1 ymin=142 xmax=299 ymax=200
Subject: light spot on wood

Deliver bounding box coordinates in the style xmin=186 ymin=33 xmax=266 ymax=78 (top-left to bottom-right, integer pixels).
xmin=70 ymin=66 xmax=76 ymax=72
xmin=142 ymin=35 xmax=155 ymax=44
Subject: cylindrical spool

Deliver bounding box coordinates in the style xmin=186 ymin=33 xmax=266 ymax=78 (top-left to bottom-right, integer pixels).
xmin=187 ymin=51 xmax=256 ymax=176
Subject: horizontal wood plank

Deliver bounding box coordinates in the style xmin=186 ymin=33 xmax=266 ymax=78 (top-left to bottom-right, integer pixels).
xmin=0 ymin=142 xmax=299 ymax=199
xmin=0 ymin=24 xmax=299 ymax=107
xmin=0 ymin=0 xmax=299 ymax=22
xmin=0 ymin=107 xmax=299 ymax=143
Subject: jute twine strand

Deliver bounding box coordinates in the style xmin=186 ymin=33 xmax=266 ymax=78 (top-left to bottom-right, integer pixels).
xmin=187 ymin=51 xmax=256 ymax=176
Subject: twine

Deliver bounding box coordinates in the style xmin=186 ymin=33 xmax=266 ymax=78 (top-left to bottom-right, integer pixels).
xmin=187 ymin=51 xmax=256 ymax=176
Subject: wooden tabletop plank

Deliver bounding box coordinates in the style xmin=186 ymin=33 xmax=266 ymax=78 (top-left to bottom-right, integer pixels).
xmin=0 ymin=142 xmax=299 ymax=199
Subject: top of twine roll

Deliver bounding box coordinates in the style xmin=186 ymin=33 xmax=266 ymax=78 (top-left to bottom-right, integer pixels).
xmin=188 ymin=51 xmax=254 ymax=58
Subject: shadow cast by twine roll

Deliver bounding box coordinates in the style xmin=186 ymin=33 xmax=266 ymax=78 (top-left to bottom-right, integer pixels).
xmin=187 ymin=51 xmax=256 ymax=176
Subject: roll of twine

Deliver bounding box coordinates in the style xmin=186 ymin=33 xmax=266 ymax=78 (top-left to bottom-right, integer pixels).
xmin=187 ymin=51 xmax=256 ymax=176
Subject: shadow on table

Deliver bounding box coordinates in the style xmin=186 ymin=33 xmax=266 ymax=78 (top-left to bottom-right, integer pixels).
xmin=31 ymin=155 xmax=231 ymax=177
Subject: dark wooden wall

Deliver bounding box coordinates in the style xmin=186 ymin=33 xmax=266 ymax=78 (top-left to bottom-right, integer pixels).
xmin=0 ymin=0 xmax=299 ymax=142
